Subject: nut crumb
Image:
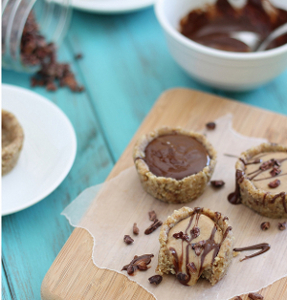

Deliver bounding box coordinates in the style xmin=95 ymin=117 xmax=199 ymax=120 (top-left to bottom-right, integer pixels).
xmin=148 ymin=275 xmax=162 ymax=285
xmin=206 ymin=122 xmax=216 ymax=130
xmin=133 ymin=223 xmax=139 ymax=235
xmin=278 ymin=222 xmax=287 ymax=231
xmin=148 ymin=210 xmax=157 ymax=221
xmin=123 ymin=235 xmax=134 ymax=245
xmin=248 ymin=292 xmax=264 ymax=300
xmin=260 ymin=222 xmax=270 ymax=231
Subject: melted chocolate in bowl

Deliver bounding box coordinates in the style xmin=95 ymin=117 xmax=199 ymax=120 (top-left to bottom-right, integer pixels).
xmin=180 ymin=0 xmax=287 ymax=52
xmin=144 ymin=134 xmax=210 ymax=180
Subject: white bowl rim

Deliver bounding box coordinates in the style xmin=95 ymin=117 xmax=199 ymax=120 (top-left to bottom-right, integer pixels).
xmin=155 ymin=0 xmax=287 ymax=60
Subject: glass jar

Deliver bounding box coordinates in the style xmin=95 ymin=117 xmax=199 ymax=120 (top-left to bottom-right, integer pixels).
xmin=2 ymin=0 xmax=71 ymax=72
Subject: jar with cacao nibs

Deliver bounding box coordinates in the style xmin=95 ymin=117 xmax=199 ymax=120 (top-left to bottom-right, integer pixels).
xmin=2 ymin=0 xmax=71 ymax=73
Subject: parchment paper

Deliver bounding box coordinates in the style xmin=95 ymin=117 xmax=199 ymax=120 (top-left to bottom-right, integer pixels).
xmin=63 ymin=114 xmax=287 ymax=300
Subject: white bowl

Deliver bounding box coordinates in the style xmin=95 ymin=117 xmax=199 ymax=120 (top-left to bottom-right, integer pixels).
xmin=155 ymin=0 xmax=287 ymax=91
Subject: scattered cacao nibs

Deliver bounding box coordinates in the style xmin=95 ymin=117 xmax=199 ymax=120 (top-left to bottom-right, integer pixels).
xmin=234 ymin=297 xmax=243 ymax=300
xmin=123 ymin=235 xmax=134 ymax=245
xmin=176 ymin=272 xmax=188 ymax=282
xmin=206 ymin=122 xmax=216 ymax=130
xmin=186 ymin=262 xmax=197 ymax=273
xmin=211 ymin=180 xmax=225 ymax=188
xmin=270 ymin=166 xmax=281 ymax=177
xmin=22 ymin=13 xmax=83 ymax=92
xmin=192 ymin=240 xmax=206 ymax=256
xmin=173 ymin=231 xmax=189 ymax=241
xmin=133 ymin=223 xmax=139 ymax=235
xmin=190 ymin=226 xmax=200 ymax=239
xmin=122 ymin=254 xmax=154 ymax=276
xmin=260 ymin=159 xmax=280 ymax=171
xmin=148 ymin=275 xmax=163 ymax=285
xmin=144 ymin=219 xmax=163 ymax=235
xmin=248 ymin=292 xmax=264 ymax=300
xmin=260 ymin=222 xmax=270 ymax=231
xmin=268 ymin=179 xmax=281 ymax=188
xmin=148 ymin=210 xmax=157 ymax=221
xmin=278 ymin=222 xmax=287 ymax=231
xmin=75 ymin=53 xmax=83 ymax=60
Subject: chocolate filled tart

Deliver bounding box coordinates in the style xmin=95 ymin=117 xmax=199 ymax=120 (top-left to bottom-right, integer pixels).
xmin=2 ymin=110 xmax=24 ymax=175
xmin=133 ymin=127 xmax=217 ymax=204
xmin=229 ymin=143 xmax=287 ymax=218
xmin=156 ymin=207 xmax=234 ymax=286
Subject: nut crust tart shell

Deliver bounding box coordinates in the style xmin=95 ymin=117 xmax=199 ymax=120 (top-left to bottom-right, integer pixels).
xmin=156 ymin=207 xmax=234 ymax=286
xmin=2 ymin=110 xmax=24 ymax=175
xmin=234 ymin=143 xmax=287 ymax=219
xmin=133 ymin=127 xmax=217 ymax=204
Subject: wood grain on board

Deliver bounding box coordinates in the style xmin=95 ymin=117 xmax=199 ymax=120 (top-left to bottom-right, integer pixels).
xmin=41 ymin=88 xmax=287 ymax=300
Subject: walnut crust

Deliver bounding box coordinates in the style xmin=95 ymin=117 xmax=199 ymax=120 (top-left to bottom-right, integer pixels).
xmin=133 ymin=127 xmax=217 ymax=204
xmin=156 ymin=207 xmax=234 ymax=286
xmin=2 ymin=110 xmax=24 ymax=175
xmin=236 ymin=143 xmax=287 ymax=219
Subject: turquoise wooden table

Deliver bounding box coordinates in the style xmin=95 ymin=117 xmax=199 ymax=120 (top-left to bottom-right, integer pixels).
xmin=2 ymin=6 xmax=287 ymax=300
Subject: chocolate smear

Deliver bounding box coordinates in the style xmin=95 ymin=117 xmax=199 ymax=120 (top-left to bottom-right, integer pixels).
xmin=234 ymin=297 xmax=243 ymax=300
xmin=122 ymin=254 xmax=154 ymax=275
xmin=148 ymin=275 xmax=163 ymax=285
xmin=233 ymin=243 xmax=270 ymax=262
xmin=228 ymin=170 xmax=244 ymax=205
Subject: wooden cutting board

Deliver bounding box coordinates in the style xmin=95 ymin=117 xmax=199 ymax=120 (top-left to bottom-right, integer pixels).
xmin=41 ymin=88 xmax=287 ymax=300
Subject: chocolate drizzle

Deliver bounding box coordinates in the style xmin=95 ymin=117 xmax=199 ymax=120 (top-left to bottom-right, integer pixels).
xmin=233 ymin=243 xmax=270 ymax=262
xmin=228 ymin=170 xmax=244 ymax=205
xmin=228 ymin=153 xmax=287 ymax=212
xmin=169 ymin=208 xmax=231 ymax=285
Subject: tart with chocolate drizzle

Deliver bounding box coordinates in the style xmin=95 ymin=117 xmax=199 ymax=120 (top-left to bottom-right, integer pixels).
xmin=229 ymin=143 xmax=287 ymax=218
xmin=133 ymin=127 xmax=217 ymax=203
xmin=157 ymin=207 xmax=234 ymax=286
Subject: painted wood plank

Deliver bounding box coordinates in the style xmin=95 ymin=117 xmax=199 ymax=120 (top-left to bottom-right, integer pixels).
xmin=41 ymin=88 xmax=287 ymax=300
xmin=67 ymin=8 xmax=287 ymax=163
xmin=2 ymin=39 xmax=114 ymax=300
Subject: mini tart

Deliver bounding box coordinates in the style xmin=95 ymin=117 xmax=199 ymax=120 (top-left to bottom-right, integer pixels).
xmin=233 ymin=143 xmax=287 ymax=219
xmin=2 ymin=110 xmax=24 ymax=175
xmin=156 ymin=207 xmax=234 ymax=286
xmin=133 ymin=127 xmax=217 ymax=204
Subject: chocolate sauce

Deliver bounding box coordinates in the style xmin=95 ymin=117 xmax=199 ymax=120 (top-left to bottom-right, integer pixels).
xmin=228 ymin=170 xmax=244 ymax=205
xmin=180 ymin=0 xmax=287 ymax=52
xmin=228 ymin=153 xmax=287 ymax=212
xmin=169 ymin=209 xmax=231 ymax=285
xmin=233 ymin=243 xmax=270 ymax=261
xmin=144 ymin=134 xmax=210 ymax=180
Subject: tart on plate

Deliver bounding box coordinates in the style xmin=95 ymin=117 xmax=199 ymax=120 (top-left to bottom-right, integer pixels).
xmin=2 ymin=110 xmax=24 ymax=175
xmin=133 ymin=127 xmax=217 ymax=203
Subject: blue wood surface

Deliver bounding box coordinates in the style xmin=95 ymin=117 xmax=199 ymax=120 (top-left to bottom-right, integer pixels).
xmin=2 ymin=6 xmax=287 ymax=300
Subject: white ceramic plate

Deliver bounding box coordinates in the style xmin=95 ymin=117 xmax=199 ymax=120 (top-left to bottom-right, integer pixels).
xmin=70 ymin=0 xmax=154 ymax=14
xmin=2 ymin=84 xmax=77 ymax=216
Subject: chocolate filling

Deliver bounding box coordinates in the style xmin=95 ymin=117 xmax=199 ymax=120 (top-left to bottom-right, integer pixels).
xmin=180 ymin=0 xmax=287 ymax=52
xmin=144 ymin=134 xmax=210 ymax=180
